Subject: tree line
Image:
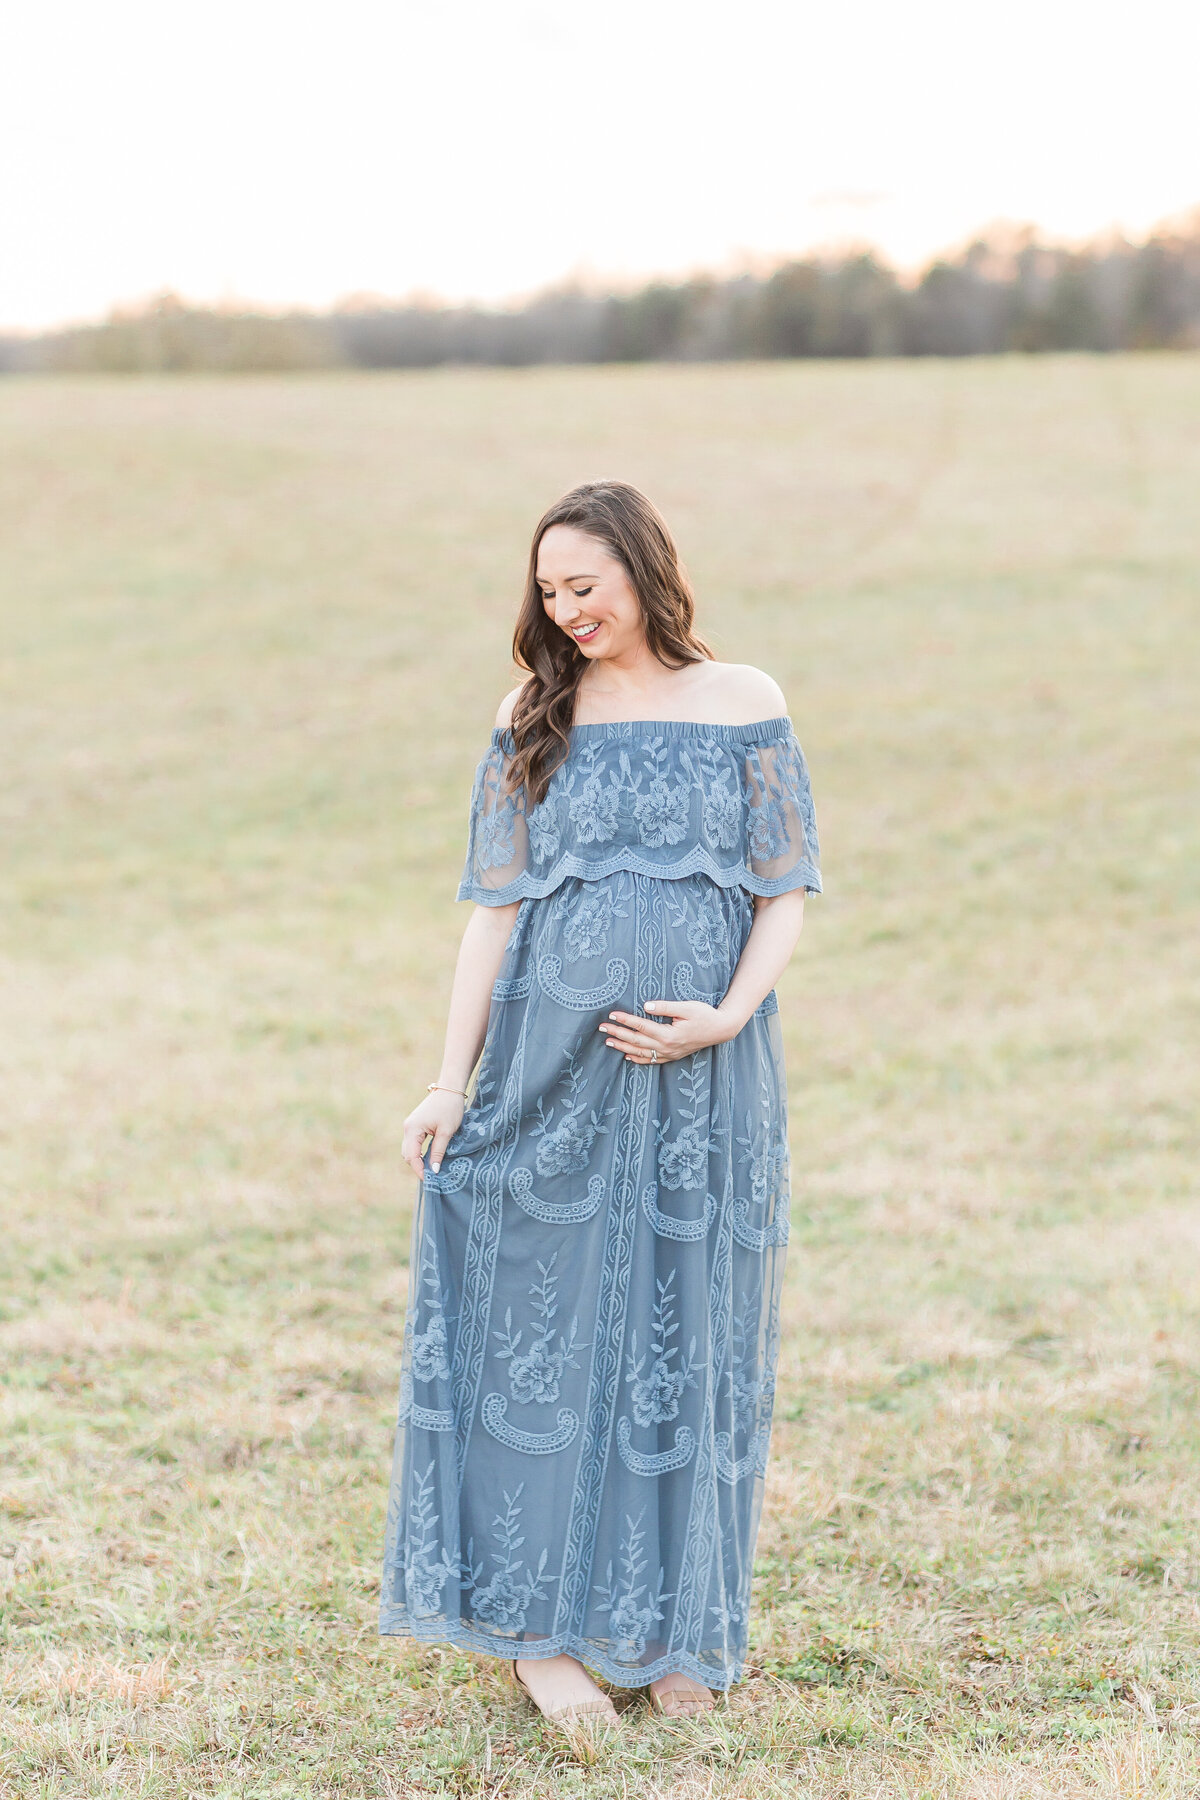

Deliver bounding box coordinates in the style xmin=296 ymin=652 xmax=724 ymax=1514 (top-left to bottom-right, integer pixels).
xmin=4 ymin=215 xmax=1198 ymax=373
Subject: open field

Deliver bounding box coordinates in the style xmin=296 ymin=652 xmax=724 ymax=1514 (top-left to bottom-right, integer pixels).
xmin=1 ymin=356 xmax=1199 ymax=1798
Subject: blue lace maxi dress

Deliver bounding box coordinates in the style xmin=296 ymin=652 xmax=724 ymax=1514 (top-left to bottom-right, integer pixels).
xmin=379 ymin=715 xmax=821 ymax=1690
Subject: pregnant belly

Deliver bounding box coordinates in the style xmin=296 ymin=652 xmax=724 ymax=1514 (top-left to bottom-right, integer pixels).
xmin=494 ymin=871 xmax=754 ymax=1009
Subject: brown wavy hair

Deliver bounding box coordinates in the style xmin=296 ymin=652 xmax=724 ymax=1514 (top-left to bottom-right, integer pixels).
xmin=506 ymin=480 xmax=714 ymax=806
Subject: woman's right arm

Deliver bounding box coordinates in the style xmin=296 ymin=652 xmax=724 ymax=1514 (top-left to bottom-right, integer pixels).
xmin=401 ymin=899 xmax=521 ymax=1178
xmin=402 ymin=683 xmax=529 ymax=1180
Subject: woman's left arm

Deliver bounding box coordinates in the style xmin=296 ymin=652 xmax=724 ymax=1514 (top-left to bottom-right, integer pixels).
xmin=600 ymin=889 xmax=807 ymax=1064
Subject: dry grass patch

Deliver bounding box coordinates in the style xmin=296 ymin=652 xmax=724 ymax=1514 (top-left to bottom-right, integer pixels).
xmin=1 ymin=357 xmax=1198 ymax=1796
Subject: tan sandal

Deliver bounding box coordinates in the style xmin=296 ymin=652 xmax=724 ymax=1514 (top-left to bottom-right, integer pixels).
xmin=648 ymin=1673 xmax=715 ymax=1718
xmin=510 ymin=1658 xmax=619 ymax=1730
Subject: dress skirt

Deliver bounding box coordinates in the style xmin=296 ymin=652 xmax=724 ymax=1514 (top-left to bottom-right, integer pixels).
xmin=379 ymin=715 xmax=820 ymax=1689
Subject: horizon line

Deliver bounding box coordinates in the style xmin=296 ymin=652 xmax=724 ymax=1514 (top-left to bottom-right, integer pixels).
xmin=4 ymin=203 xmax=1199 ymax=341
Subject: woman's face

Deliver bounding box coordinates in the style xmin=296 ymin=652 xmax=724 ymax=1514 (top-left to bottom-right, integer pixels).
xmin=536 ymin=525 xmax=644 ymax=662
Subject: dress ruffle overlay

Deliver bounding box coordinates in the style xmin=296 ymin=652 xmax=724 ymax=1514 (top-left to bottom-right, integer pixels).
xmin=379 ymin=716 xmax=821 ymax=1689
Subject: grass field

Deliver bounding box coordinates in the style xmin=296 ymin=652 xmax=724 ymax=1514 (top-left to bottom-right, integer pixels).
xmin=1 ymin=356 xmax=1198 ymax=1798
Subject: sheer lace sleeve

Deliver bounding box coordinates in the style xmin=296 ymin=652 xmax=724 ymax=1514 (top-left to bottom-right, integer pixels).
xmin=741 ymin=726 xmax=822 ymax=896
xmin=455 ymin=730 xmax=531 ymax=904
xmin=453 ymin=717 xmax=820 ymax=903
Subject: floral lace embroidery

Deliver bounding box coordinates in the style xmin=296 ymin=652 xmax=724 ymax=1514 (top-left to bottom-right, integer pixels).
xmin=463 ymin=1485 xmax=549 ymax=1633
xmin=700 ymin=765 xmax=741 ymax=850
xmin=404 ymin=1463 xmax=459 ymax=1618
xmin=732 ymin=1085 xmax=790 ymax=1250
xmin=624 ymin=1268 xmax=701 ymax=1428
xmin=410 ymin=1235 xmax=450 ymax=1385
xmin=666 ymin=884 xmax=728 ymax=967
xmin=655 ymin=1059 xmax=715 ymax=1192
xmin=492 ymin=1255 xmax=582 ymax=1407
xmin=532 ymin=1041 xmax=616 ymax=1178
xmin=567 ymin=768 xmax=621 ymax=844
xmin=475 ymin=801 xmax=516 ymax=871
xmin=627 ymin=740 xmax=690 ymax=849
xmin=562 ymin=886 xmax=628 ymax=960
xmin=456 ymin=719 xmax=822 ymax=905
xmin=726 ymin=1291 xmax=775 ymax=1435
xmin=593 ymin=1510 xmax=672 ymax=1662
xmin=709 ymin=1592 xmax=750 ymax=1639
xmin=527 ymin=797 xmax=561 ymax=861
xmin=712 ymin=1292 xmax=778 ymax=1485
xmin=746 ymin=796 xmax=788 ymax=861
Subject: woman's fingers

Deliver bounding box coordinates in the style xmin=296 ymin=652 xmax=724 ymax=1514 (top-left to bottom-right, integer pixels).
xmin=601 ymin=1012 xmax=685 ymax=1054
xmin=402 ymin=1119 xmax=430 ymax=1177
xmin=600 ymin=1010 xmax=672 ymax=1048
xmin=606 ymin=1031 xmax=674 ymax=1058
xmin=601 ymin=1024 xmax=656 ymax=1051
xmin=601 ymin=1026 xmax=692 ymax=1062
xmin=402 ymin=1096 xmax=464 ymax=1179
xmin=598 ymin=1003 xmax=723 ymax=1063
xmin=641 ymin=1000 xmax=692 ymax=1020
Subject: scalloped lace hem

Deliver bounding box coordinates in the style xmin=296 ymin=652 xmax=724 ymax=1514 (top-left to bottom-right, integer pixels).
xmin=457 ymin=851 xmax=822 ymax=907
xmin=378 ymin=1606 xmax=743 ymax=1691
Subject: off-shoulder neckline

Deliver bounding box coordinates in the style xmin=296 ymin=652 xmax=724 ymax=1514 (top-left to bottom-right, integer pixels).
xmin=492 ymin=714 xmax=794 ymax=747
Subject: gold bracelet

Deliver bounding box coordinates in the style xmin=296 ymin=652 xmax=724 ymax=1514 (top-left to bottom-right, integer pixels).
xmin=427 ymin=1081 xmax=468 ymax=1097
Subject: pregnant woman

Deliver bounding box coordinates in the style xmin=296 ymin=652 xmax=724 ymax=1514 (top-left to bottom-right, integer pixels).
xmin=381 ymin=479 xmax=821 ymax=1728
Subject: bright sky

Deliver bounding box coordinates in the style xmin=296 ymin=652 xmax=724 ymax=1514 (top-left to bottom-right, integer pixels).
xmin=2 ymin=0 xmax=1198 ymax=331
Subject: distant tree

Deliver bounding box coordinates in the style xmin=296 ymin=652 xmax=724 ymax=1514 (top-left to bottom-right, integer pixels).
xmin=1127 ymin=232 xmax=1199 ymax=348
xmin=598 ymin=282 xmax=698 ymax=362
xmin=755 ymin=262 xmax=823 ymax=357
xmin=9 ymin=211 xmax=1200 ymax=374
xmin=38 ymin=293 xmax=338 ymax=373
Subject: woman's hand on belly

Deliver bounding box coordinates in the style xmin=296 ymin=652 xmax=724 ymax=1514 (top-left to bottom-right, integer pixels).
xmin=598 ymin=998 xmax=737 ymax=1064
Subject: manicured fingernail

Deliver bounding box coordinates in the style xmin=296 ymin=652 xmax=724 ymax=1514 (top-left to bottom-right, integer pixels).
xmin=432 ymin=1161 xmax=441 ymax=1172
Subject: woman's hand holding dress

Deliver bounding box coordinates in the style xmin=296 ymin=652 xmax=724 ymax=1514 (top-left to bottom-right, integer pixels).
xmin=402 ymin=1090 xmax=466 ymax=1179
xmin=401 ymin=898 xmax=521 ymax=1179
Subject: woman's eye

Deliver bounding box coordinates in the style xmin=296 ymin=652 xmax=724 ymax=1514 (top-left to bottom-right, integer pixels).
xmin=573 ymin=588 xmax=593 ymax=599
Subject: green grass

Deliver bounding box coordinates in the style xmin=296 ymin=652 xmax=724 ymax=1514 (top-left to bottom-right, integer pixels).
xmin=1 ymin=356 xmax=1198 ymax=1797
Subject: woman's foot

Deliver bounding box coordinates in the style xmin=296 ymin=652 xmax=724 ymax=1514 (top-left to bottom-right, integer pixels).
xmin=512 ymin=1654 xmax=619 ymax=1728
xmin=648 ymin=1671 xmax=715 ymax=1718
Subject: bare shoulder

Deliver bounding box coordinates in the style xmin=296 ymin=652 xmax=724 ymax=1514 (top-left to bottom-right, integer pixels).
xmin=699 ymin=662 xmax=788 ymax=725
xmin=494 ymin=682 xmax=531 ymax=730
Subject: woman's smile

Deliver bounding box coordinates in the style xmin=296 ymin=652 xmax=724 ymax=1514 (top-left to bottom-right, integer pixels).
xmin=570 ymin=620 xmax=601 ymax=643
